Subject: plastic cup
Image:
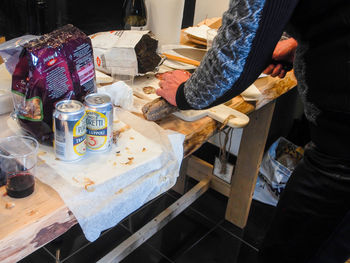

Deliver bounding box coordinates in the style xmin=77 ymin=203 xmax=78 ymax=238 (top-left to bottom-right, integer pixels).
xmin=0 ymin=136 xmax=39 ymax=198
xmin=206 ymin=28 xmax=218 ymax=50
xmin=111 ymin=67 xmax=136 ymax=86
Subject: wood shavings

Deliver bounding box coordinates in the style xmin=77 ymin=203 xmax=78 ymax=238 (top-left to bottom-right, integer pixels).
xmin=143 ymin=86 xmax=156 ymax=94
xmin=5 ymin=202 xmax=15 ymax=209
xmin=85 ymin=184 xmax=95 ymax=192
xmin=113 ymin=130 xmax=121 ymax=144
xmin=125 ymin=147 xmax=132 ymax=154
xmin=84 ymin=178 xmax=95 ymax=192
xmin=142 ymin=147 xmax=147 ymax=152
xmin=37 ymin=159 xmax=46 ymax=166
xmin=123 ymin=157 xmax=134 ymax=165
xmin=130 ymin=137 xmax=134 ymax=140
xmin=115 ymin=189 xmax=123 ymax=195
xmin=113 ymin=125 xmax=131 ymax=144
xmin=119 ymin=125 xmax=131 ymax=133
xmin=84 ymin=177 xmax=95 ymax=184
xmin=72 ymin=177 xmax=79 ymax=183
xmin=27 ymin=210 xmax=38 ymax=216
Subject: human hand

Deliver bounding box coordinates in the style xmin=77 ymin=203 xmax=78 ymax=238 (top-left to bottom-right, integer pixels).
xmin=263 ymin=38 xmax=297 ymax=78
xmin=156 ymin=70 xmax=191 ymax=106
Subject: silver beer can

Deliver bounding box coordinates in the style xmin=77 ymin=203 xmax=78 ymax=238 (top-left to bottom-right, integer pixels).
xmin=85 ymin=93 xmax=113 ymax=152
xmin=53 ymin=100 xmax=87 ymax=161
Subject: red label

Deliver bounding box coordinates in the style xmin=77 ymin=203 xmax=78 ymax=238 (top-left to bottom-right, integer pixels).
xmin=96 ymin=57 xmax=101 ymax=67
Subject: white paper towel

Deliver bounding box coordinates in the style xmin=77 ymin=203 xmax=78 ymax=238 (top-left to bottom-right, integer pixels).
xmin=33 ymin=108 xmax=184 ymax=241
xmin=147 ymin=0 xmax=185 ymax=45
xmin=98 ymin=81 xmax=134 ymax=110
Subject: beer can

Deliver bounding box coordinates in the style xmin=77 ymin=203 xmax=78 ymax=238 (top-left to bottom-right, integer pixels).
xmin=53 ymin=100 xmax=87 ymax=161
xmin=85 ymin=93 xmax=113 ymax=152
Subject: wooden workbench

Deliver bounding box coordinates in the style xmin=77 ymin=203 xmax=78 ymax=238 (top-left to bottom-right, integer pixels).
xmin=0 ymin=72 xmax=296 ymax=263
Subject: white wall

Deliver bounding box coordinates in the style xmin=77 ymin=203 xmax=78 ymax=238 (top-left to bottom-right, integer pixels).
xmin=193 ymin=0 xmax=230 ymax=25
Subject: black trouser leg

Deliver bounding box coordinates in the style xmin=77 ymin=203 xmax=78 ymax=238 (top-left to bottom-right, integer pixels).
xmin=308 ymin=209 xmax=350 ymax=263
xmin=259 ymin=144 xmax=350 ymax=263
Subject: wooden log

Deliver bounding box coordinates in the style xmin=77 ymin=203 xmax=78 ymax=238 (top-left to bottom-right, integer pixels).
xmin=142 ymin=97 xmax=178 ymax=121
xmin=97 ymin=177 xmax=211 ymax=263
xmin=156 ymin=114 xmax=218 ymax=157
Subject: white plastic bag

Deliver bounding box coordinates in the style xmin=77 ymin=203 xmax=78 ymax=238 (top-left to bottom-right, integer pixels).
xmin=254 ymin=137 xmax=304 ymax=206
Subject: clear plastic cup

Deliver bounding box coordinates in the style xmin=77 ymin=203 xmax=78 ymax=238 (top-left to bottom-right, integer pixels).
xmin=0 ymin=136 xmax=39 ymax=198
xmin=206 ymin=28 xmax=218 ymax=50
xmin=111 ymin=67 xmax=136 ymax=86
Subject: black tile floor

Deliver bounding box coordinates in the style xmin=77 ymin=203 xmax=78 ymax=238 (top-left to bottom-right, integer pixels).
xmin=18 ymin=176 xmax=276 ymax=263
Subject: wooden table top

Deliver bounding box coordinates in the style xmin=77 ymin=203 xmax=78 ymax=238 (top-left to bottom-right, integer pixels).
xmin=0 ymin=71 xmax=296 ymax=263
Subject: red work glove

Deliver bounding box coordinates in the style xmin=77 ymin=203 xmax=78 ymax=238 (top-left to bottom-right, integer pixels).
xmin=156 ymin=70 xmax=191 ymax=106
xmin=263 ymin=37 xmax=298 ymax=78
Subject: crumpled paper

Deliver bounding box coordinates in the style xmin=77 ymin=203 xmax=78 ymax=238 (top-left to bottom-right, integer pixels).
xmin=36 ymin=108 xmax=185 ymax=241
xmin=98 ymin=81 xmax=134 ymax=110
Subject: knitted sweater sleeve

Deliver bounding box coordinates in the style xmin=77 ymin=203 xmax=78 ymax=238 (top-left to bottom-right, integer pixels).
xmin=176 ymin=0 xmax=299 ymax=110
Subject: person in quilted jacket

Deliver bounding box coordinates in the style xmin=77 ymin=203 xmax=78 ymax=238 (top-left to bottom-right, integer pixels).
xmin=157 ymin=0 xmax=350 ymax=262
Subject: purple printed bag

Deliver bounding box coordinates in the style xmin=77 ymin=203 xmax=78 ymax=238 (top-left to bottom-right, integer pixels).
xmin=9 ymin=25 xmax=96 ymax=144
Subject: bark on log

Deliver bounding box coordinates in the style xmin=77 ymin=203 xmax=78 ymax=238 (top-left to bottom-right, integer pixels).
xmin=142 ymin=97 xmax=178 ymax=121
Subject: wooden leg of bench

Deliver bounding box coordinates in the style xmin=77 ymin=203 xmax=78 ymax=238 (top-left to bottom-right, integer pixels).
xmin=171 ymin=157 xmax=189 ymax=195
xmin=225 ymin=101 xmax=275 ymax=228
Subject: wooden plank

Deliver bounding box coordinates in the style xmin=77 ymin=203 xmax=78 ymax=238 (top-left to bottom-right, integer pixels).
xmin=158 ymin=114 xmax=218 ymax=158
xmin=187 ymin=156 xmax=231 ymax=197
xmin=225 ymin=101 xmax=276 ymax=228
xmin=98 ymin=178 xmax=211 ymax=263
xmin=171 ymin=157 xmax=189 ymax=195
xmin=0 ymin=180 xmax=76 ymax=263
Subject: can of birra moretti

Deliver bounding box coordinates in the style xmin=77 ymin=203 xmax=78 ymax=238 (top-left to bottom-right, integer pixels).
xmin=85 ymin=93 xmax=113 ymax=152
xmin=53 ymin=100 xmax=87 ymax=161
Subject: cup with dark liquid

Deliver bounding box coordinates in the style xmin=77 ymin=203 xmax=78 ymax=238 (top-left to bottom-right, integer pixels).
xmin=0 ymin=136 xmax=39 ymax=198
